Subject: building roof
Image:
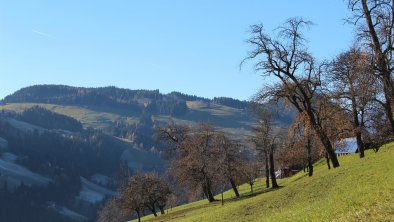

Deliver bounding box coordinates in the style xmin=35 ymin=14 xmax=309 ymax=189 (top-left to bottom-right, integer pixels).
xmin=335 ymin=137 xmax=358 ymax=154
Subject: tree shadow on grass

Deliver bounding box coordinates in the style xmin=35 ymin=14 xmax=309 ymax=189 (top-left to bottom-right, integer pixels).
xmin=291 ymin=173 xmax=308 ymax=183
xmin=225 ymin=186 xmax=285 ymax=204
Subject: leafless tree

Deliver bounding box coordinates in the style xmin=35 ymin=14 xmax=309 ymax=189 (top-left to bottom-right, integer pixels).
xmin=97 ymin=198 xmax=128 ymax=222
xmin=328 ymin=48 xmax=377 ymax=158
xmin=251 ymin=109 xmax=281 ymax=188
xmin=159 ymin=121 xmax=247 ymax=201
xmin=116 ymin=174 xmax=146 ymax=222
xmin=348 ymin=0 xmax=394 ymax=135
xmin=166 ymin=193 xmax=178 ymax=211
xmin=140 ymin=172 xmax=171 ymax=216
xmin=240 ymin=161 xmax=261 ymax=193
xmin=157 ymin=120 xmax=190 ymax=157
xmin=114 ymin=172 xmax=171 ymax=221
xmin=213 ymin=132 xmax=244 ymax=198
xmin=163 ymin=122 xmax=219 ymax=202
xmin=243 ymin=18 xmax=341 ymax=168
xmin=285 ymin=113 xmax=324 ymax=176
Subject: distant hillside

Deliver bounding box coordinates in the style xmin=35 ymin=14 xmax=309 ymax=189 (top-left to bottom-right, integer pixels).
xmin=0 ymin=110 xmax=163 ymax=222
xmin=1 ymin=85 xmax=294 ymax=144
xmin=2 ymin=84 xmax=293 ymax=123
xmin=0 ymin=85 xmax=295 ymax=221
xmin=19 ymin=106 xmax=83 ymax=132
xmin=2 ymin=85 xmax=205 ymax=117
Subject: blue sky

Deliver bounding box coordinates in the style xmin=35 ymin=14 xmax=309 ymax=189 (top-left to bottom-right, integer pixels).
xmin=0 ymin=0 xmax=353 ymax=100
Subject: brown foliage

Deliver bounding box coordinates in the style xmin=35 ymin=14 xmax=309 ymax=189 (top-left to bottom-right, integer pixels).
xmin=159 ymin=121 xmax=246 ymax=201
xmin=108 ymin=172 xmax=171 ymax=221
xmin=97 ymin=199 xmax=128 ymax=222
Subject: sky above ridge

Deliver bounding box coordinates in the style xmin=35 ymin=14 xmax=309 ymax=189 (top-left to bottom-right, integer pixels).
xmin=0 ymin=0 xmax=354 ymax=100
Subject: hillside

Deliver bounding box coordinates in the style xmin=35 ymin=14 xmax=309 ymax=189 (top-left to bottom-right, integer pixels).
xmin=0 ymin=85 xmax=294 ymax=221
xmin=0 ymin=85 xmax=294 ymax=147
xmin=135 ymin=143 xmax=394 ymax=222
xmin=0 ymin=109 xmax=163 ymax=222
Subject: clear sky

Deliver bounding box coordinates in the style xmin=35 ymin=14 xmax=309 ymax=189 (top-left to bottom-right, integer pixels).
xmin=0 ymin=0 xmax=353 ymax=101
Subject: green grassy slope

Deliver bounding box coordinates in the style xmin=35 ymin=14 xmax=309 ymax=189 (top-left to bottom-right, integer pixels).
xmin=156 ymin=101 xmax=255 ymax=139
xmin=0 ymin=102 xmax=256 ymax=137
xmin=137 ymin=143 xmax=394 ymax=222
xmin=0 ymin=103 xmax=139 ymax=129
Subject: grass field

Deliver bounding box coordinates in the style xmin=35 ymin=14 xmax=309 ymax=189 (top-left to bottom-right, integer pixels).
xmin=135 ymin=143 xmax=394 ymax=222
xmin=0 ymin=102 xmax=256 ymax=139
xmin=0 ymin=103 xmax=139 ymax=129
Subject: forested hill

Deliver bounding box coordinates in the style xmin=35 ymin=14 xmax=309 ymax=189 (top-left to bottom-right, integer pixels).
xmin=2 ymin=84 xmax=295 ymax=130
xmin=0 ymin=84 xmax=296 ymax=154
xmin=2 ymin=85 xmax=293 ymax=122
xmin=2 ymin=85 xmax=254 ymax=117
xmin=0 ymin=85 xmax=294 ymax=221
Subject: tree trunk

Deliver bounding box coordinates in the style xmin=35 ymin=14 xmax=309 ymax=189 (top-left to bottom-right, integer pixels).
xmin=356 ymin=131 xmax=365 ymax=158
xmin=250 ymin=183 xmax=254 ymax=193
xmin=207 ymin=188 xmax=216 ymax=202
xmin=203 ymin=183 xmax=216 ymax=202
xmin=304 ymin=105 xmax=340 ymax=168
xmin=325 ymin=153 xmax=331 ymax=170
xmin=269 ymin=148 xmax=278 ymax=189
xmin=361 ymin=0 xmax=394 ymax=136
xmin=148 ymin=206 xmax=158 ymax=217
xmin=307 ymin=137 xmax=313 ymax=177
xmin=229 ymin=178 xmax=240 ymax=197
xmin=221 ymin=191 xmax=224 ymax=206
xmin=308 ymin=157 xmax=313 ymax=177
xmin=351 ymin=96 xmax=365 ymax=158
xmin=158 ymin=205 xmax=165 ymax=215
xmin=136 ymin=210 xmax=141 ymax=222
xmin=383 ymin=82 xmax=394 ymax=136
xmin=265 ymin=152 xmax=270 ymax=188
xmin=202 ymin=186 xmax=209 ymax=199
xmin=313 ymin=125 xmax=340 ymax=168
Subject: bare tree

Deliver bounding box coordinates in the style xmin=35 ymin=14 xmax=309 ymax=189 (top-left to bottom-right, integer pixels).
xmin=213 ymin=132 xmax=244 ymax=198
xmin=116 ymin=174 xmax=146 ymax=222
xmin=140 ymin=172 xmax=171 ymax=216
xmin=348 ymin=0 xmax=394 ymax=135
xmin=243 ymin=18 xmax=341 ymax=168
xmin=97 ymin=199 xmax=128 ymax=222
xmin=328 ymin=48 xmax=376 ymax=158
xmin=166 ymin=193 xmax=178 ymax=211
xmin=163 ymin=122 xmax=218 ymax=202
xmin=252 ymin=110 xmax=280 ymax=188
xmin=286 ymin=113 xmax=323 ymax=176
xmin=114 ymin=172 xmax=171 ymax=221
xmin=240 ymin=161 xmax=261 ymax=193
xmin=159 ymin=121 xmax=247 ymax=201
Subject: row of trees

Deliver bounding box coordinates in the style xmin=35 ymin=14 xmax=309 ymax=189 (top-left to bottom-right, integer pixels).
xmin=99 ymin=117 xmax=285 ymax=221
xmin=159 ymin=122 xmax=245 ymax=202
xmin=242 ymin=0 xmax=394 ymax=169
